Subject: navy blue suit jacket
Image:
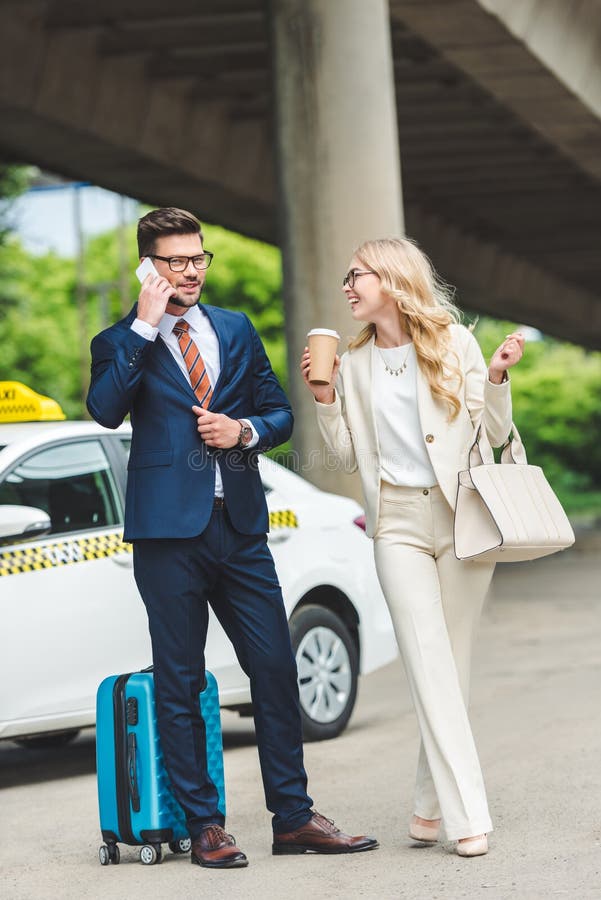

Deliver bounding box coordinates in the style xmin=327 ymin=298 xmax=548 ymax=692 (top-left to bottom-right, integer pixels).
xmin=87 ymin=304 xmax=293 ymax=541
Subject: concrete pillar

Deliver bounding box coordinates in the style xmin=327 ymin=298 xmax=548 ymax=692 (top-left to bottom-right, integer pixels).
xmin=270 ymin=0 xmax=404 ymax=495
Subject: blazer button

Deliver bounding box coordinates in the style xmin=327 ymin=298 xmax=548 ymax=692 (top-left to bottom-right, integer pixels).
xmin=425 ymin=433 xmax=434 ymax=443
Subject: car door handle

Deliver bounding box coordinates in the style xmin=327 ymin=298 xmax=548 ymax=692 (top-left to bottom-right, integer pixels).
xmin=112 ymin=552 xmax=133 ymax=567
xmin=268 ymin=531 xmax=291 ymax=544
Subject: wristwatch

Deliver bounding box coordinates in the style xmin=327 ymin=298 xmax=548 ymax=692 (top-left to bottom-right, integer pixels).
xmin=237 ymin=420 xmax=253 ymax=448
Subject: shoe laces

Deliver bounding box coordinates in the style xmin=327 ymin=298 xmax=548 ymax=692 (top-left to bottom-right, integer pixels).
xmin=202 ymin=824 xmax=235 ymax=849
xmin=311 ymin=810 xmax=340 ymax=834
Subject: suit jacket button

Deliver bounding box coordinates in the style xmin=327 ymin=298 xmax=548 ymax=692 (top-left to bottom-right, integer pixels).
xmin=128 ymin=362 xmax=134 ymax=368
xmin=425 ymin=433 xmax=434 ymax=443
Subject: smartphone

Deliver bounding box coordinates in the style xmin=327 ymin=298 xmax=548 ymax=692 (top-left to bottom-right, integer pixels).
xmin=135 ymin=257 xmax=160 ymax=284
xmin=135 ymin=255 xmax=181 ymax=304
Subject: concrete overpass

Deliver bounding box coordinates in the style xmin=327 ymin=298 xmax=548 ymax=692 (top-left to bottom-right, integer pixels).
xmin=1 ymin=0 xmax=600 ymax=478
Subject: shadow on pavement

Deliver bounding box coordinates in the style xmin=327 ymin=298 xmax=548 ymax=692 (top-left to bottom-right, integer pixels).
xmin=0 ymin=717 xmax=258 ymax=790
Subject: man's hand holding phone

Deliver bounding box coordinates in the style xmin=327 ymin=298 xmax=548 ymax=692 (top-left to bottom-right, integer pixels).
xmin=135 ymin=257 xmax=176 ymax=327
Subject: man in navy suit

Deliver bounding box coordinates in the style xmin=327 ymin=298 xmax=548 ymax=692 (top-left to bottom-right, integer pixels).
xmin=87 ymin=208 xmax=377 ymax=868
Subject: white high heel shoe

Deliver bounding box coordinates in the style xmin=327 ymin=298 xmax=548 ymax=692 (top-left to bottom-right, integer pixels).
xmin=408 ymin=816 xmax=440 ymax=843
xmin=456 ymin=834 xmax=488 ymax=857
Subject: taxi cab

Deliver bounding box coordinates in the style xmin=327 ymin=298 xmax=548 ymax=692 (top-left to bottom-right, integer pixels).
xmin=0 ymin=383 xmax=397 ymax=747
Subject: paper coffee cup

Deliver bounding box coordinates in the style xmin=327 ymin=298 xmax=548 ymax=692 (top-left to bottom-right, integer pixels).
xmin=307 ymin=328 xmax=340 ymax=385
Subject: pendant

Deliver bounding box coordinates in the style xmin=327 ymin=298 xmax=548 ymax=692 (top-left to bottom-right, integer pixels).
xmin=378 ymin=344 xmax=411 ymax=376
xmin=384 ymin=361 xmax=407 ymax=376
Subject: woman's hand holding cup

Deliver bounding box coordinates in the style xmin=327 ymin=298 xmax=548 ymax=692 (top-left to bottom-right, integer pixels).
xmin=300 ymin=347 xmax=340 ymax=403
xmin=300 ymin=328 xmax=341 ymax=403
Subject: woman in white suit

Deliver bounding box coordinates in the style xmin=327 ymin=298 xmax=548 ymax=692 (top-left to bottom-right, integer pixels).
xmin=300 ymin=238 xmax=524 ymax=857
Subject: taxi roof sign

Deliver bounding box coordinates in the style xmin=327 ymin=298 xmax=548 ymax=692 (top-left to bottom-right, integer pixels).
xmin=0 ymin=382 xmax=66 ymax=423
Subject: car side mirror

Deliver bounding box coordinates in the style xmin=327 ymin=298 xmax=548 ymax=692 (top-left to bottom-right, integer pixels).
xmin=0 ymin=505 xmax=52 ymax=543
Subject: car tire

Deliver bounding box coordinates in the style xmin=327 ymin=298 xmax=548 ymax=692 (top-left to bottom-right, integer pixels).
xmin=14 ymin=729 xmax=81 ymax=750
xmin=289 ymin=604 xmax=359 ymax=742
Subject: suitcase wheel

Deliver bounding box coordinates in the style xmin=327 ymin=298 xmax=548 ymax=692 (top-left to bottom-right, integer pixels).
xmin=140 ymin=844 xmax=162 ymax=865
xmin=169 ymin=838 xmax=192 ymax=854
xmin=99 ymin=843 xmax=120 ymax=866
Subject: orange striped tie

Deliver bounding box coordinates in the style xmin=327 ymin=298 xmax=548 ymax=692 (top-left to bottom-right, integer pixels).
xmin=173 ymin=319 xmax=213 ymax=408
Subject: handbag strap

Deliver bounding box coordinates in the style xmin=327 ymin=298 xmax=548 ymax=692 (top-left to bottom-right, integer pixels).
xmin=468 ymin=415 xmax=528 ymax=469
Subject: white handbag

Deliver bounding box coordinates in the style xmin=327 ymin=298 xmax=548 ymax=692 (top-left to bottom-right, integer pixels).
xmin=453 ymin=416 xmax=575 ymax=563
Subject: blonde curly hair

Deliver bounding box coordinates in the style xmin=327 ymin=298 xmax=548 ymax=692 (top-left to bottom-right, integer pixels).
xmin=348 ymin=237 xmax=463 ymax=420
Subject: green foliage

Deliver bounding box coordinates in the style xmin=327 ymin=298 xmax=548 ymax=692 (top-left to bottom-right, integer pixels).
xmin=0 ymin=166 xmax=34 ymax=243
xmin=82 ymin=220 xmax=288 ymax=386
xmin=472 ymin=317 xmax=601 ymax=514
xmin=199 ymin=225 xmax=286 ymax=385
xmin=1 ymin=211 xmax=600 ymax=518
xmin=0 ymin=219 xmax=288 ymax=420
xmin=0 ymin=239 xmax=81 ymax=417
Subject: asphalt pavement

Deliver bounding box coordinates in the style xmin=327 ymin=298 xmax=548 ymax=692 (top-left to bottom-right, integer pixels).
xmin=1 ymin=541 xmax=600 ymax=900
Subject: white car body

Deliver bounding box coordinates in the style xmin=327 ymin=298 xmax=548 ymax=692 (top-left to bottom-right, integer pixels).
xmin=0 ymin=420 xmax=398 ymax=743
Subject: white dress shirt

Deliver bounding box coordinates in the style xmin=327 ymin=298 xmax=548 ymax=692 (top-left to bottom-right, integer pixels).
xmin=131 ymin=304 xmax=258 ymax=497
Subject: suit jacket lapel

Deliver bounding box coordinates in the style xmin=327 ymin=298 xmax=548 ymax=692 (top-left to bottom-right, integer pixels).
xmin=353 ymin=337 xmax=380 ymax=454
xmin=126 ymin=303 xmax=195 ymax=399
xmin=128 ymin=302 xmax=232 ymax=406
xmin=200 ymin=304 xmax=231 ymax=404
xmin=153 ymin=336 xmax=199 ymax=404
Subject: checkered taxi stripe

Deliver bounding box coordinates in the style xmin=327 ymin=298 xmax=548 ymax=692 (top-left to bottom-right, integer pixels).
xmin=0 ymin=401 xmax=39 ymax=419
xmin=269 ymin=509 xmax=298 ymax=529
xmin=0 ymin=511 xmax=298 ymax=577
xmin=0 ymin=532 xmax=132 ymax=577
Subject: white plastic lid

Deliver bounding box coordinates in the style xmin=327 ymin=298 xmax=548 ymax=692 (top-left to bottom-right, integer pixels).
xmin=307 ymin=328 xmax=340 ymax=339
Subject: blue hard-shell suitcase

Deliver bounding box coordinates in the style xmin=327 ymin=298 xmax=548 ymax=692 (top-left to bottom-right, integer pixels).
xmin=96 ymin=668 xmax=225 ymax=866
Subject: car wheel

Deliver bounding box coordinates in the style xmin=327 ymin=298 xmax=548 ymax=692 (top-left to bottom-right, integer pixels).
xmin=15 ymin=729 xmax=81 ymax=750
xmin=289 ymin=604 xmax=359 ymax=741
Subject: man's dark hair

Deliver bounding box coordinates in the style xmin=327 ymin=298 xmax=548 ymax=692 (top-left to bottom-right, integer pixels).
xmin=137 ymin=207 xmax=203 ymax=257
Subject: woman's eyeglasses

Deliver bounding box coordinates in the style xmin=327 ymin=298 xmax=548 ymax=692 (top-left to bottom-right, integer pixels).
xmin=342 ymin=269 xmax=374 ymax=289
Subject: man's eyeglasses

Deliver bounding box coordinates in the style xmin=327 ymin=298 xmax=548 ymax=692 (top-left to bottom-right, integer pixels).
xmin=342 ymin=269 xmax=374 ymax=289
xmin=151 ymin=252 xmax=214 ymax=273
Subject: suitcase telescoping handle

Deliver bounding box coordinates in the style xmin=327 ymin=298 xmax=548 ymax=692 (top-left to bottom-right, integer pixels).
xmin=127 ymin=733 xmax=141 ymax=813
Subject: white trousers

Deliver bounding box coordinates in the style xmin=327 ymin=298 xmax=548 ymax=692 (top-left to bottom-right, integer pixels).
xmin=373 ymin=481 xmax=494 ymax=840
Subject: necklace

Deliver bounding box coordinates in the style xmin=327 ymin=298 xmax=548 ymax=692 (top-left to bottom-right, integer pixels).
xmin=377 ymin=343 xmax=412 ymax=376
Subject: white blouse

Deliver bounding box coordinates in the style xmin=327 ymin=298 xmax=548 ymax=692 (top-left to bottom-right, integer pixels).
xmin=372 ymin=342 xmax=437 ymax=488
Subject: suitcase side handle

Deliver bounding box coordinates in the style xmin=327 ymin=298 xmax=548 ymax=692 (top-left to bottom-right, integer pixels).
xmin=127 ymin=733 xmax=141 ymax=813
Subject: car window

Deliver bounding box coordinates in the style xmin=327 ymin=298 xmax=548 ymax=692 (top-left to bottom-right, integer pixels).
xmin=0 ymin=440 xmax=121 ymax=535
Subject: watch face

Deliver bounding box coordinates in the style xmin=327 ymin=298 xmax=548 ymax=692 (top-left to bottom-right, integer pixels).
xmin=239 ymin=424 xmax=252 ymax=446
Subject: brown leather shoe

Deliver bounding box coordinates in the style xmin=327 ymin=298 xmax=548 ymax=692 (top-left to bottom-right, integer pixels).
xmin=272 ymin=810 xmax=378 ymax=855
xmin=191 ymin=824 xmax=248 ymax=868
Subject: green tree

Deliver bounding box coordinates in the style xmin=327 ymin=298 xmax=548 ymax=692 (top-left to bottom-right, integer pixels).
xmin=0 ymin=165 xmax=34 ymax=243
xmin=83 ymin=220 xmax=287 ymax=387
xmin=472 ymin=317 xmax=601 ymax=513
xmin=200 ymin=225 xmax=286 ymax=386
xmin=0 ymin=239 xmax=81 ymax=417
xmin=2 ymin=212 xmax=600 ymax=518
xmin=1 ymin=220 xmax=288 ymax=420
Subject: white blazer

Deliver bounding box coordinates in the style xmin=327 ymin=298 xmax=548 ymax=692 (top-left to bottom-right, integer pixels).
xmin=315 ymin=324 xmax=512 ymax=538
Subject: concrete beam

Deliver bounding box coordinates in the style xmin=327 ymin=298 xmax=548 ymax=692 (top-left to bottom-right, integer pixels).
xmin=1 ymin=1 xmax=276 ymax=240
xmin=391 ymin=0 xmax=601 ymax=181
xmin=1 ymin=0 xmax=599 ymax=358
xmin=406 ymin=203 xmax=601 ymax=350
xmin=270 ymin=0 xmax=404 ymax=494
